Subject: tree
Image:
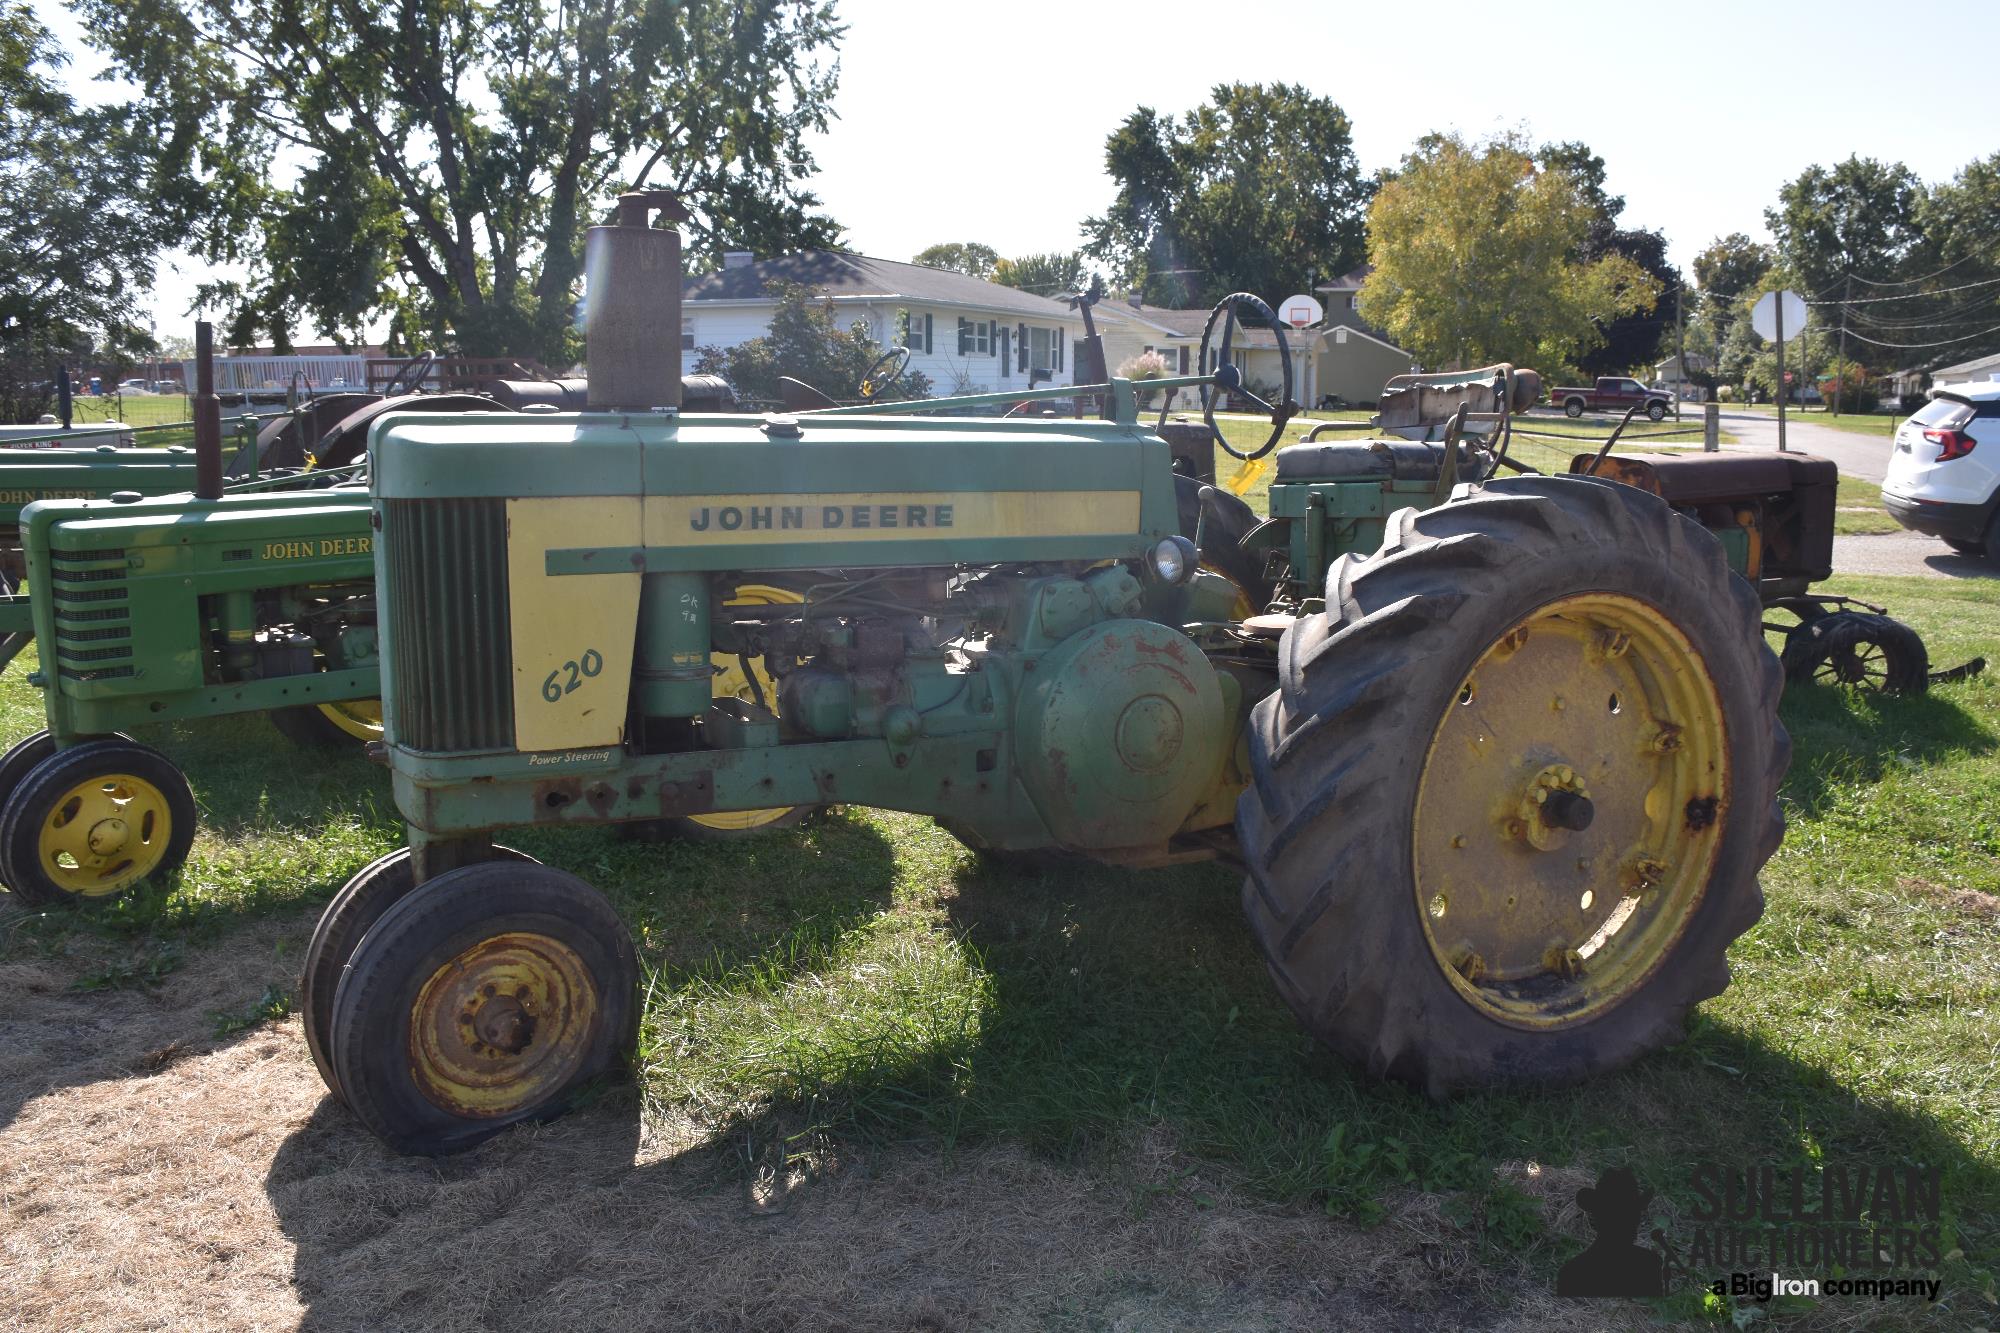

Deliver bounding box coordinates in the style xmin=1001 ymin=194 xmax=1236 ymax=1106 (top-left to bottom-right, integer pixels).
xmin=1767 ymin=156 xmax=1921 ymax=295
xmin=693 ymin=283 xmax=931 ymax=405
xmin=1692 ymin=233 xmax=1773 ymax=304
xmin=911 ymin=242 xmax=999 ymax=279
xmin=75 ymin=0 xmax=847 ymax=360
xmin=1358 ymin=133 xmax=1658 ymax=373
xmin=1 ymin=3 xmax=169 ymax=418
xmin=991 ymin=252 xmax=1089 ymax=296
xmin=1084 ymin=83 xmax=1371 ymax=308
xmin=1534 ymin=140 xmax=1675 ymax=376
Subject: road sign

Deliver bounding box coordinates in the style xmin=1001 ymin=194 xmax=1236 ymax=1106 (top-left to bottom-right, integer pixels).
xmin=1751 ymin=290 xmax=1808 ymax=342
xmin=1280 ymin=294 xmax=1324 ymax=328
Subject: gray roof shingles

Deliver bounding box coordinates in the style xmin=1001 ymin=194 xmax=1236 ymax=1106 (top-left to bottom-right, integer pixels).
xmin=683 ymin=252 xmax=1077 ymax=319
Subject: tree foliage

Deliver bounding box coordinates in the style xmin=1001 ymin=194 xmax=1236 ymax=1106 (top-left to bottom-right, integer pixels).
xmin=1766 ymin=156 xmax=1921 ymax=296
xmin=911 ymin=242 xmax=999 ymax=279
xmin=1358 ymin=133 xmax=1658 ymax=373
xmin=1 ymin=2 xmax=169 ymax=417
xmin=1692 ymin=233 xmax=1773 ymax=303
xmin=692 ymin=283 xmax=930 ymax=406
xmin=74 ymin=0 xmax=847 ymax=360
xmin=1534 ymin=140 xmax=1676 ymax=377
xmin=1084 ymin=83 xmax=1370 ymax=308
xmin=991 ymin=251 xmax=1089 ymax=296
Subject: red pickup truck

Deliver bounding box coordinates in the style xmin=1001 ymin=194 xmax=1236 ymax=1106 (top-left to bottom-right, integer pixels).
xmin=1548 ymin=376 xmax=1674 ymax=421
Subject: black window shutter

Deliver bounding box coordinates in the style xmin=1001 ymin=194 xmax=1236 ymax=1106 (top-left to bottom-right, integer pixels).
xmin=924 ymin=314 xmax=933 ymax=353
xmin=957 ymin=318 xmax=969 ymax=355
xmin=1057 ymin=328 xmax=1064 ymax=370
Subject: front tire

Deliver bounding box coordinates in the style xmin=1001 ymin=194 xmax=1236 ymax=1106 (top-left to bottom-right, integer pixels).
xmin=1237 ymin=476 xmax=1788 ymax=1096
xmin=0 ymin=739 xmax=197 ymax=907
xmin=1564 ymin=399 xmax=1585 ymax=418
xmin=1646 ymin=401 xmax=1667 ymax=422
xmin=269 ymin=699 xmax=385 ymax=749
xmin=301 ymin=845 xmax=541 ymax=1106
xmin=328 ymin=861 xmax=638 ymax=1154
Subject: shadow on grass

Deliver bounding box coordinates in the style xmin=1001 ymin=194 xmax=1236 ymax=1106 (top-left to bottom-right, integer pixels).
xmin=1778 ymin=681 xmax=1996 ymax=820
xmin=254 ymin=842 xmax=1996 ymax=1326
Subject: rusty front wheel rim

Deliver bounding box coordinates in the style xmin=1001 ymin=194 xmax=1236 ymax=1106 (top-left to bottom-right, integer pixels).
xmin=1411 ymin=593 xmax=1728 ymax=1029
xmin=408 ymin=931 xmax=599 ymax=1118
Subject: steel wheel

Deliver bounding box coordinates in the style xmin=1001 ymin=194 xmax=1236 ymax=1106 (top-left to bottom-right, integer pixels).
xmin=0 ymin=739 xmax=197 ymax=907
xmin=1412 ymin=594 xmax=1725 ymax=1027
xmin=329 ymin=860 xmax=637 ymax=1155
xmin=1780 ymin=611 xmax=1928 ymax=694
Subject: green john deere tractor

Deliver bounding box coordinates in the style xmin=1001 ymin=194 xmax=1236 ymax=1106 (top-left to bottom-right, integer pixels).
xmin=298 ymin=193 xmax=1790 ymax=1154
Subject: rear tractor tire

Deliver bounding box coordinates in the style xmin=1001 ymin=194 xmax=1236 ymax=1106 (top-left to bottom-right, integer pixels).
xmin=1780 ymin=611 xmax=1928 ymax=693
xmin=1238 ymin=475 xmax=1789 ymax=1096
xmin=301 ymin=844 xmax=541 ymax=1107
xmin=269 ymin=699 xmax=386 ymax=750
xmin=328 ymin=860 xmax=638 ymax=1155
xmin=0 ymin=738 xmax=197 ymax=907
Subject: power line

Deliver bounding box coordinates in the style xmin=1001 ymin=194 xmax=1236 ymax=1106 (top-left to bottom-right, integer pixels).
xmin=1836 ymin=322 xmax=2000 ymax=351
xmin=1807 ymin=274 xmax=2000 ymax=306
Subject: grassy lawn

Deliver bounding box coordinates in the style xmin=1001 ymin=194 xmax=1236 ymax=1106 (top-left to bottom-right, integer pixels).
xmin=1 ymin=553 xmax=1993 ymax=1323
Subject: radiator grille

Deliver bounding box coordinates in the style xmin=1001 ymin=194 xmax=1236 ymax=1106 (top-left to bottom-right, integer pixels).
xmin=48 ymin=547 xmax=132 ymax=681
xmin=381 ymin=499 xmax=514 ymax=752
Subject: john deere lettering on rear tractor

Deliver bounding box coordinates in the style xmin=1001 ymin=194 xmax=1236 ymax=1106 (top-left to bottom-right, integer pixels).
xmin=301 ymin=192 xmax=1790 ymax=1154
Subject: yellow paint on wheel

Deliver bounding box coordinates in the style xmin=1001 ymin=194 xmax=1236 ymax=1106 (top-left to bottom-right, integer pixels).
xmin=408 ymin=930 xmax=598 ymax=1118
xmin=1411 ymin=593 xmax=1727 ymax=1029
xmin=689 ymin=584 xmax=805 ymax=832
xmin=35 ymin=772 xmax=175 ymax=898
xmin=316 ymin=698 xmax=385 ymax=742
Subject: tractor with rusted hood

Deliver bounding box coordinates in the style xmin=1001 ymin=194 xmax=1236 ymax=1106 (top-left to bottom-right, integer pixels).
xmin=304 ymin=191 xmax=1787 ymax=1154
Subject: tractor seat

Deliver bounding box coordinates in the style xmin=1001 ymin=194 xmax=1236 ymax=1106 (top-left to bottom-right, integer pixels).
xmin=1273 ymin=440 xmax=1493 ymax=483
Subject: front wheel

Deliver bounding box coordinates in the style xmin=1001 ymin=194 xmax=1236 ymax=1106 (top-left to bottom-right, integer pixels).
xmin=1237 ymin=475 xmax=1788 ymax=1096
xmin=301 ymin=844 xmax=542 ymax=1106
xmin=328 ymin=861 xmax=638 ymax=1154
xmin=1646 ymin=401 xmax=1667 ymax=422
xmin=269 ymin=699 xmax=385 ymax=749
xmin=1780 ymin=611 xmax=1927 ymax=693
xmin=1564 ymin=399 xmax=1585 ymax=418
xmin=0 ymin=739 xmax=197 ymax=907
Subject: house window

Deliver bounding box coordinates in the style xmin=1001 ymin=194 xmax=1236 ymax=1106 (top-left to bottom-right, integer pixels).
xmin=1030 ymin=326 xmax=1053 ymax=371
xmin=680 ymin=318 xmax=695 ymax=351
xmin=900 ymin=309 xmax=932 ymax=353
xmin=957 ymin=318 xmax=993 ymax=355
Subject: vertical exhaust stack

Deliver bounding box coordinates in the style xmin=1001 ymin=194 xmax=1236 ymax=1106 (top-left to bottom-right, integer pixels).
xmin=193 ymin=321 xmax=223 ymax=499
xmin=585 ymin=191 xmax=690 ymax=412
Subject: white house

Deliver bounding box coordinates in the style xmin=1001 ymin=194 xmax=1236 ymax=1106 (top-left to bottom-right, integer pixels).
xmin=681 ymin=252 xmax=1086 ymax=398
xmin=1932 ymin=349 xmax=2000 ymax=386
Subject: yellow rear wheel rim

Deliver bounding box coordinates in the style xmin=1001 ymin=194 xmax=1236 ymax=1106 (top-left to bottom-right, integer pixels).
xmin=35 ymin=772 xmax=175 ymax=898
xmin=1412 ymin=593 xmax=1727 ymax=1029
xmin=409 ymin=931 xmax=599 ymax=1119
xmin=317 ymin=699 xmax=385 ymax=742
xmin=689 ymin=585 xmax=805 ymax=832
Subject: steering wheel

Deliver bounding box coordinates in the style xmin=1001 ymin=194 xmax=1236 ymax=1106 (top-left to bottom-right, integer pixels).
xmin=382 ymin=350 xmax=437 ymax=397
xmin=858 ymin=346 xmax=911 ymax=401
xmin=1198 ymin=293 xmax=1298 ymax=461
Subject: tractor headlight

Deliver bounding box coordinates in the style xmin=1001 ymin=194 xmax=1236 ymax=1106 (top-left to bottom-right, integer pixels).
xmin=1147 ymin=535 xmax=1198 ymax=586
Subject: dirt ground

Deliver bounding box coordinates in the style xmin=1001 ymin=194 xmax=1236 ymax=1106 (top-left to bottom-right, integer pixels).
xmin=0 ymin=901 xmax=1646 ymax=1333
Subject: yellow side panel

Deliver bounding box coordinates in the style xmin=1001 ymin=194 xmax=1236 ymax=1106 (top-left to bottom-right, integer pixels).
xmin=507 ymin=497 xmax=642 ymax=752
xmin=643 ymin=490 xmax=1140 ymax=547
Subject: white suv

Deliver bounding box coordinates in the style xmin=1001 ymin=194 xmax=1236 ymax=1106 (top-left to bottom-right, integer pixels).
xmin=1882 ymin=383 xmax=2000 ymax=561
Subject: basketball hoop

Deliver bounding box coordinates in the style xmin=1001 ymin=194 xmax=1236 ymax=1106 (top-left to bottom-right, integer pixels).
xmin=1281 ymin=293 xmax=1324 ymax=329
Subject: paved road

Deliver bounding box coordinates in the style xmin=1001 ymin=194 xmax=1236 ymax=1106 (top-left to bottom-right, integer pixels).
xmin=1831 ymin=531 xmax=1997 ymax=579
xmin=1709 ymin=408 xmax=1893 ymax=483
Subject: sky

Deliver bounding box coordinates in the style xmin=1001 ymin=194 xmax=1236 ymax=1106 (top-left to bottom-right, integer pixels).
xmin=37 ymin=0 xmax=2000 ymax=340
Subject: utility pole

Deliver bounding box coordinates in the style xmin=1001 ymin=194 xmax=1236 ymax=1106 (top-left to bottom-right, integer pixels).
xmin=1674 ymin=277 xmax=1685 ymax=423
xmin=1835 ymin=273 xmax=1851 ymax=417
xmin=1775 ymin=295 xmax=1787 ymax=453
